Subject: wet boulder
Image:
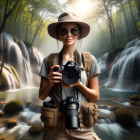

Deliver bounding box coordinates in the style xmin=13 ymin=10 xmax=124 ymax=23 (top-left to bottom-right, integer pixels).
xmin=130 ymin=101 xmax=138 ymax=105
xmin=29 ymin=124 xmax=43 ymax=134
xmin=3 ymin=100 xmax=23 ymax=114
xmin=128 ymin=95 xmax=139 ymax=101
xmin=5 ymin=137 xmax=15 ymax=140
xmin=7 ymin=118 xmax=17 ymax=127
xmin=114 ymin=108 xmax=136 ymax=124
xmin=0 ymin=135 xmax=7 ymax=140
xmin=0 ymin=111 xmax=4 ymax=117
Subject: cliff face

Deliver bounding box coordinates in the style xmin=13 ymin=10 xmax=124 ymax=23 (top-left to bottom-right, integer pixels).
xmin=97 ymin=37 xmax=140 ymax=91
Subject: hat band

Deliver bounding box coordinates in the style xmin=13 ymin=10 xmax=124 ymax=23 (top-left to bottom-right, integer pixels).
xmin=58 ymin=15 xmax=79 ymax=22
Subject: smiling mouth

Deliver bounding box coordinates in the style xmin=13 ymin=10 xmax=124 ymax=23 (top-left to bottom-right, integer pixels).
xmin=66 ymin=39 xmax=72 ymax=42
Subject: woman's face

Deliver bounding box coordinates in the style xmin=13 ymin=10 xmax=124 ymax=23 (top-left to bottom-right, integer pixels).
xmin=58 ymin=22 xmax=80 ymax=46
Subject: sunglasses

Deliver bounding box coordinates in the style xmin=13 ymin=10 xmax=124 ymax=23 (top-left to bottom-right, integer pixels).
xmin=59 ymin=28 xmax=79 ymax=36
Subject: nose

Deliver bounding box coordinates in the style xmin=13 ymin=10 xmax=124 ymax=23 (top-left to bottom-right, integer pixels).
xmin=67 ymin=29 xmax=72 ymax=37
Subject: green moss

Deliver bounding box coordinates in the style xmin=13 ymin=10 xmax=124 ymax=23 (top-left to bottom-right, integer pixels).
xmin=0 ymin=67 xmax=8 ymax=85
xmin=29 ymin=124 xmax=43 ymax=134
xmin=3 ymin=100 xmax=23 ymax=113
xmin=114 ymin=108 xmax=135 ymax=124
xmin=128 ymin=95 xmax=139 ymax=101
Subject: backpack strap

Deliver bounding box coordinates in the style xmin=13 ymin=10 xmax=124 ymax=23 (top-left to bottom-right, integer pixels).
xmin=81 ymin=52 xmax=92 ymax=88
xmin=47 ymin=53 xmax=59 ymax=73
xmin=81 ymin=52 xmax=93 ymax=102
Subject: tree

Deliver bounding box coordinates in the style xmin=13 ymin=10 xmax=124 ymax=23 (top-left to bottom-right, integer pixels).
xmin=0 ymin=0 xmax=20 ymax=34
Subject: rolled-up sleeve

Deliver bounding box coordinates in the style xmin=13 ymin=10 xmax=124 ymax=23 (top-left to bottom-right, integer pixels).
xmin=39 ymin=56 xmax=49 ymax=79
xmin=89 ymin=55 xmax=101 ymax=78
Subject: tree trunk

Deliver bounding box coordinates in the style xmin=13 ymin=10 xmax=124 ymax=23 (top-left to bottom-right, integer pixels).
xmin=12 ymin=0 xmax=23 ymax=36
xmin=95 ymin=17 xmax=108 ymax=43
xmin=135 ymin=0 xmax=140 ymax=17
xmin=0 ymin=0 xmax=20 ymax=34
xmin=102 ymin=0 xmax=115 ymax=61
xmin=128 ymin=0 xmax=140 ymax=37
xmin=121 ymin=0 xmax=132 ymax=41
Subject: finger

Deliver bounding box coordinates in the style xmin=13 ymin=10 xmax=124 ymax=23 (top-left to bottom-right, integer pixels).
xmin=50 ymin=79 xmax=62 ymax=83
xmin=49 ymin=65 xmax=60 ymax=73
xmin=51 ymin=76 xmax=62 ymax=80
xmin=48 ymin=72 xmax=62 ymax=78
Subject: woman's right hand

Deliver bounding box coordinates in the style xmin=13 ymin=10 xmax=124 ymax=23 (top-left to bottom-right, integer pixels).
xmin=47 ymin=65 xmax=62 ymax=88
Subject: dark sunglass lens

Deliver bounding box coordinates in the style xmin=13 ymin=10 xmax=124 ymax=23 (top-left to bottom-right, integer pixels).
xmin=60 ymin=29 xmax=68 ymax=36
xmin=71 ymin=28 xmax=79 ymax=36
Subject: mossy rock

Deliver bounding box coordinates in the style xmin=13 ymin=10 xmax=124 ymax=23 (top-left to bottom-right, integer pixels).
xmin=128 ymin=95 xmax=139 ymax=101
xmin=0 ymin=112 xmax=4 ymax=117
xmin=29 ymin=124 xmax=43 ymax=134
xmin=8 ymin=65 xmax=21 ymax=88
xmin=114 ymin=108 xmax=135 ymax=124
xmin=130 ymin=101 xmax=137 ymax=105
xmin=3 ymin=100 xmax=23 ymax=114
xmin=0 ymin=135 xmax=7 ymax=140
xmin=0 ymin=67 xmax=8 ymax=85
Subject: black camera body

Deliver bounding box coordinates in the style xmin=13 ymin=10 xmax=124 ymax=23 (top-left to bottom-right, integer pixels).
xmin=53 ymin=60 xmax=81 ymax=85
xmin=61 ymin=95 xmax=80 ymax=129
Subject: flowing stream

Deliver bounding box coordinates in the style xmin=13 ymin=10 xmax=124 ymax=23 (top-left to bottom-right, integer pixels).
xmin=0 ymin=87 xmax=140 ymax=140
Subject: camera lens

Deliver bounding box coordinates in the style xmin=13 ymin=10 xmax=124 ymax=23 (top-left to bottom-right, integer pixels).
xmin=67 ymin=73 xmax=73 ymax=79
xmin=63 ymin=68 xmax=79 ymax=85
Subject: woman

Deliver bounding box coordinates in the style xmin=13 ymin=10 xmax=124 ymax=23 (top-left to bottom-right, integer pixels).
xmin=39 ymin=12 xmax=101 ymax=140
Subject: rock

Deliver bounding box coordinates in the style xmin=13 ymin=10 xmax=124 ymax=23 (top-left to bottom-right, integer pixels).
xmin=128 ymin=95 xmax=139 ymax=101
xmin=130 ymin=101 xmax=138 ymax=105
xmin=114 ymin=108 xmax=136 ymax=124
xmin=7 ymin=118 xmax=17 ymax=127
xmin=0 ymin=135 xmax=7 ymax=140
xmin=3 ymin=100 xmax=23 ymax=114
xmin=137 ymin=113 xmax=140 ymax=119
xmin=0 ymin=112 xmax=4 ymax=117
xmin=136 ymin=85 xmax=140 ymax=91
xmin=21 ymin=137 xmax=32 ymax=140
xmin=29 ymin=124 xmax=43 ymax=134
xmin=0 ymin=123 xmax=5 ymax=128
xmin=5 ymin=137 xmax=15 ymax=140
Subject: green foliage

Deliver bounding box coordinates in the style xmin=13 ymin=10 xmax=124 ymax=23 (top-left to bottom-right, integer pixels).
xmin=137 ymin=21 xmax=140 ymax=31
xmin=0 ymin=0 xmax=63 ymax=48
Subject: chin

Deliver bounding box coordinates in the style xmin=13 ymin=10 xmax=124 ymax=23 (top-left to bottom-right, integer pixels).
xmin=65 ymin=42 xmax=75 ymax=46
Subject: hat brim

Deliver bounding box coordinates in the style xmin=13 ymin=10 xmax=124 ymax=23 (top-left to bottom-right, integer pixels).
xmin=48 ymin=21 xmax=90 ymax=41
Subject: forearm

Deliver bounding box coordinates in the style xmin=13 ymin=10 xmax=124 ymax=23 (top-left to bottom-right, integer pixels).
xmin=75 ymin=82 xmax=99 ymax=103
xmin=39 ymin=84 xmax=53 ymax=101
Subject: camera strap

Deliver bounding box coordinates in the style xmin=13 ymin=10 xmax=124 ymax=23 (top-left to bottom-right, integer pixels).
xmin=57 ymin=48 xmax=81 ymax=66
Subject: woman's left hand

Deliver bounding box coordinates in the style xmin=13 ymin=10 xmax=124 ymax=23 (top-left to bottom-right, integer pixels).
xmin=60 ymin=79 xmax=81 ymax=89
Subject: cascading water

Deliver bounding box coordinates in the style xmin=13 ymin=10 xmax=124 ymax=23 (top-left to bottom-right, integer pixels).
xmin=97 ymin=38 xmax=140 ymax=91
xmin=0 ymin=32 xmax=44 ymax=89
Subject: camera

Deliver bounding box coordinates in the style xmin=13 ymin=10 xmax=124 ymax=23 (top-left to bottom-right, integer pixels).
xmin=61 ymin=95 xmax=80 ymax=129
xmin=53 ymin=60 xmax=81 ymax=85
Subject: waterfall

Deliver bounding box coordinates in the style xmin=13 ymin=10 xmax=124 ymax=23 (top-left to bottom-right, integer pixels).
xmin=0 ymin=32 xmax=44 ymax=89
xmin=97 ymin=37 xmax=140 ymax=90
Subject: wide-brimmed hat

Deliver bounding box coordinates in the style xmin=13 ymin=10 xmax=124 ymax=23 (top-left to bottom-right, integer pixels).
xmin=48 ymin=12 xmax=90 ymax=41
